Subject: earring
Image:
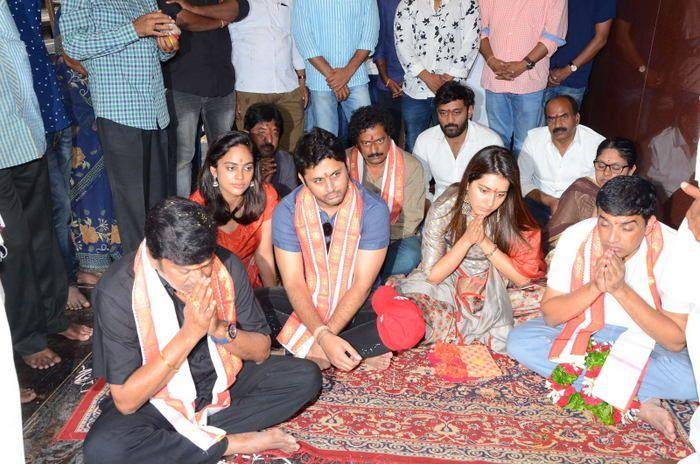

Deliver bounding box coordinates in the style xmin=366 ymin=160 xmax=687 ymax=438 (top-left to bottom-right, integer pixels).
xmin=461 ymin=197 xmax=470 ymax=216
xmin=212 ymin=177 xmax=219 ymax=188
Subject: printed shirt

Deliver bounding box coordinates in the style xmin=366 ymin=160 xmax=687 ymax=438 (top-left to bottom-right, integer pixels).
xmin=394 ymin=0 xmax=481 ymax=99
xmin=7 ymin=0 xmax=72 ymax=133
xmin=59 ymin=0 xmax=173 ymax=130
xmin=480 ymin=0 xmax=567 ymax=94
xmin=0 ymin=0 xmax=45 ymax=169
xmin=229 ymin=0 xmax=303 ymax=94
xmin=291 ymin=0 xmax=379 ymax=92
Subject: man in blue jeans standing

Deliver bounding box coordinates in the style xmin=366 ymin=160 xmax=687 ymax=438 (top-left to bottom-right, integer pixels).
xmin=546 ymin=0 xmax=616 ymax=110
xmin=479 ymin=0 xmax=567 ymax=156
xmin=291 ymin=0 xmax=378 ymax=137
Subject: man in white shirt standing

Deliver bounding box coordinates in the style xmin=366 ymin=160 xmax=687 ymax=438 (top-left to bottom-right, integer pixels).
xmin=229 ymin=0 xmax=308 ymax=153
xmin=518 ymin=95 xmax=605 ymax=225
xmin=508 ymin=176 xmax=696 ymax=441
xmin=412 ymin=81 xmax=503 ymax=202
xmin=393 ymin=0 xmax=481 ymax=153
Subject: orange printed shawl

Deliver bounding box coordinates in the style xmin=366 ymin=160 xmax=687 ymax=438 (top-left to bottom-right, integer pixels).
xmin=349 ymin=140 xmax=404 ymax=225
xmin=132 ymin=242 xmax=243 ymax=450
xmin=277 ymin=183 xmax=363 ymax=357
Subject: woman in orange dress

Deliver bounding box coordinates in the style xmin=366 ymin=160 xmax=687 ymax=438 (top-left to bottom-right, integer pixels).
xmin=191 ymin=131 xmax=278 ymax=287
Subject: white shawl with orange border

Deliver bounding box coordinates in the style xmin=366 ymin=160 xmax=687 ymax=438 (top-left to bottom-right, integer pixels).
xmin=131 ymin=242 xmax=242 ymax=450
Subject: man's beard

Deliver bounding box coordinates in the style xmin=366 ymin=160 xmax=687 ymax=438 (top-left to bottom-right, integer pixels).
xmin=440 ymin=119 xmax=468 ymax=138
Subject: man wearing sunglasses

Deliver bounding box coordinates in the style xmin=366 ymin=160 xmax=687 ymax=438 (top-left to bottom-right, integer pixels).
xmin=518 ymin=95 xmax=605 ymax=226
xmin=257 ymin=128 xmax=424 ymax=372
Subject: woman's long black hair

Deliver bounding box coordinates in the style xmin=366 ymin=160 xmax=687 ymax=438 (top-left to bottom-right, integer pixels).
xmin=197 ymin=131 xmax=266 ymax=226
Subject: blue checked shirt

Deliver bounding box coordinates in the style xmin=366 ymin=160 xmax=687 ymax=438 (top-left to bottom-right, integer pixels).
xmin=0 ymin=0 xmax=46 ymax=169
xmin=291 ymin=0 xmax=379 ymax=92
xmin=59 ymin=0 xmax=173 ymax=130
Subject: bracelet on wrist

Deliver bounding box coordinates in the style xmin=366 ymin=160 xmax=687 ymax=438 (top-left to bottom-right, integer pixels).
xmin=313 ymin=325 xmax=331 ymax=341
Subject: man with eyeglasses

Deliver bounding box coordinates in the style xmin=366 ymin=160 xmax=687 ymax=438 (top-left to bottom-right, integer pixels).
xmin=347 ymin=106 xmax=425 ymax=280
xmin=518 ymin=95 xmax=605 ymax=226
xmin=257 ymin=128 xmax=425 ymax=372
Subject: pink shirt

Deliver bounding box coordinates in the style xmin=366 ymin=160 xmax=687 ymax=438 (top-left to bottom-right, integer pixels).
xmin=480 ymin=0 xmax=567 ymax=94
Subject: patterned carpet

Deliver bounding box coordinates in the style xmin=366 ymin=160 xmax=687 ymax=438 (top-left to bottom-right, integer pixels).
xmin=36 ymin=346 xmax=696 ymax=464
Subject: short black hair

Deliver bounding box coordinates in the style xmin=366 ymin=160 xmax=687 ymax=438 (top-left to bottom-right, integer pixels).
xmin=545 ymin=95 xmax=579 ymax=115
xmin=243 ymin=102 xmax=284 ymax=136
xmin=145 ymin=197 xmax=217 ymax=266
xmin=348 ymin=105 xmax=394 ymax=146
xmin=294 ymin=127 xmax=346 ymax=175
xmin=434 ymin=81 xmax=475 ymax=109
xmin=596 ymin=137 xmax=637 ymax=167
xmin=596 ymin=176 xmax=656 ymax=221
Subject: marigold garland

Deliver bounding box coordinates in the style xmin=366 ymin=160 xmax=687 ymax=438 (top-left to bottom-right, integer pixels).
xmin=546 ymin=340 xmax=641 ymax=425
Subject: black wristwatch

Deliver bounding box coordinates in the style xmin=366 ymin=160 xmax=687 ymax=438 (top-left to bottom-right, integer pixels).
xmin=524 ymin=57 xmax=536 ymax=70
xmin=226 ymin=321 xmax=238 ymax=341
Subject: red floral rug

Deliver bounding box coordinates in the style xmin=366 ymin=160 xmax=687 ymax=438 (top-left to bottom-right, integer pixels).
xmin=57 ymin=347 xmax=696 ymax=463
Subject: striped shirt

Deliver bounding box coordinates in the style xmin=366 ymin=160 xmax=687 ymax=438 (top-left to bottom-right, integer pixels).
xmin=60 ymin=0 xmax=172 ymax=130
xmin=291 ymin=0 xmax=379 ymax=92
xmin=480 ymin=0 xmax=567 ymax=94
xmin=0 ymin=0 xmax=46 ymax=169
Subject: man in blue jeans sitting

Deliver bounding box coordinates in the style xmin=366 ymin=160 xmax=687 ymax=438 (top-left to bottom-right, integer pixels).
xmin=508 ymin=176 xmax=697 ymax=441
xmin=347 ymin=106 xmax=425 ymax=280
xmin=291 ymin=0 xmax=378 ymax=137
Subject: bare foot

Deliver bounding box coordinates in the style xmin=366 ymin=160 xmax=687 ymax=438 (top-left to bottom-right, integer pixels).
xmin=20 ymin=388 xmax=37 ymax=403
xmin=59 ymin=323 xmax=93 ymax=342
xmin=22 ymin=348 xmax=61 ymax=369
xmin=639 ymin=398 xmax=676 ymax=441
xmin=224 ymin=428 xmax=300 ymax=456
xmin=77 ymin=270 xmax=101 ymax=287
xmin=66 ymin=286 xmax=91 ymax=311
xmin=363 ymin=352 xmax=393 ymax=371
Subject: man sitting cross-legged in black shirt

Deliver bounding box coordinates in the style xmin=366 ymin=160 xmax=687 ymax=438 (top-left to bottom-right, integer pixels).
xmin=84 ymin=198 xmax=321 ymax=464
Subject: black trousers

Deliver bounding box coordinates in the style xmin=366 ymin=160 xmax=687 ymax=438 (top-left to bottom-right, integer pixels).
xmin=96 ymin=118 xmax=168 ymax=253
xmin=83 ymin=355 xmax=321 ymax=464
xmin=0 ymin=157 xmax=68 ymax=355
xmin=255 ymin=287 xmax=391 ymax=359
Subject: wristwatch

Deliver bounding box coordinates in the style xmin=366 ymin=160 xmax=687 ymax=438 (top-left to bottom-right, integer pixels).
xmin=569 ymin=62 xmax=578 ymax=72
xmin=524 ymin=57 xmax=536 ymax=70
xmin=210 ymin=320 xmax=238 ymax=344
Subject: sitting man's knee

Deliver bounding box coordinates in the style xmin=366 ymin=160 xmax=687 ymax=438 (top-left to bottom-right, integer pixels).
xmin=83 ymin=422 xmax=127 ymax=464
xmin=297 ymin=358 xmax=323 ymax=400
xmin=506 ymin=325 xmax=526 ymax=361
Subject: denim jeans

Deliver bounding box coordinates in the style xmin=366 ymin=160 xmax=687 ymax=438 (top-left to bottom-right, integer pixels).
xmin=402 ymin=95 xmax=435 ymax=153
xmin=167 ymin=90 xmax=236 ymax=197
xmin=485 ymin=89 xmax=544 ymax=156
xmin=381 ymin=235 xmax=422 ymax=281
xmin=46 ymin=127 xmax=78 ymax=283
xmin=543 ymin=85 xmax=587 ymax=110
xmin=309 ymin=84 xmax=371 ymax=137
xmin=507 ymin=318 xmax=698 ymax=403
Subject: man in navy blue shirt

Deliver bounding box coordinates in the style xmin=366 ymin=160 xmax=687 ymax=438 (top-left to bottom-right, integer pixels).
xmin=546 ymin=0 xmax=616 ymax=108
xmin=370 ymin=0 xmax=404 ymax=143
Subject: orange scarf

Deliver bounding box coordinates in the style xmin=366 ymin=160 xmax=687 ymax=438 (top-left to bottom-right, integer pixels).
xmin=132 ymin=242 xmax=242 ymax=450
xmin=277 ymin=183 xmax=363 ymax=357
xmin=349 ymin=140 xmax=404 ymax=225
xmin=549 ymin=218 xmax=664 ymax=363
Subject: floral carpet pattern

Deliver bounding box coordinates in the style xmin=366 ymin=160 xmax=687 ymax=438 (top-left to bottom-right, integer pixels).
xmin=41 ymin=346 xmax=695 ymax=463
